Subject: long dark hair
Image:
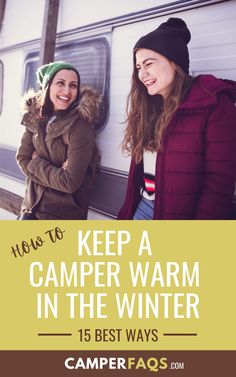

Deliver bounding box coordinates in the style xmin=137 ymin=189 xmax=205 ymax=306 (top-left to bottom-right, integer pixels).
xmin=122 ymin=63 xmax=192 ymax=163
xmin=40 ymin=68 xmax=80 ymax=118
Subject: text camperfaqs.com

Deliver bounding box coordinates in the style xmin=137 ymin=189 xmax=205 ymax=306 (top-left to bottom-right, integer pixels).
xmin=65 ymin=356 xmax=168 ymax=372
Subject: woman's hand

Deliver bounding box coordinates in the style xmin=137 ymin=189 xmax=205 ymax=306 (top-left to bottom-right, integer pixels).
xmin=32 ymin=150 xmax=39 ymax=159
xmin=62 ymin=159 xmax=68 ymax=171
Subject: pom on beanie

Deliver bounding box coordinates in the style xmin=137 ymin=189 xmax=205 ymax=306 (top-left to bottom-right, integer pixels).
xmin=36 ymin=61 xmax=80 ymax=90
xmin=134 ymin=18 xmax=191 ymax=73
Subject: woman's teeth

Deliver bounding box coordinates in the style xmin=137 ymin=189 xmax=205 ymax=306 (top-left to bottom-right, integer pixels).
xmin=145 ymin=79 xmax=156 ymax=87
xmin=58 ymin=96 xmax=70 ymax=101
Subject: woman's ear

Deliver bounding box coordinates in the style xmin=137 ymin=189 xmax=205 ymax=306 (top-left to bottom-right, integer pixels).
xmin=172 ymin=62 xmax=177 ymax=71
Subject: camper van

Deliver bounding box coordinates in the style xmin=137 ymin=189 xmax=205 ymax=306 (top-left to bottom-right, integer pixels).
xmin=0 ymin=0 xmax=236 ymax=219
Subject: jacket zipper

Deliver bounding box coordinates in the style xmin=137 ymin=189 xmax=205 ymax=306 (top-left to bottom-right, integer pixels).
xmin=30 ymin=187 xmax=46 ymax=213
xmin=157 ymin=112 xmax=179 ymax=219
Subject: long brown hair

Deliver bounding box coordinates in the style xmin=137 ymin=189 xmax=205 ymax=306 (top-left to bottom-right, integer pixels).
xmin=122 ymin=63 xmax=192 ymax=163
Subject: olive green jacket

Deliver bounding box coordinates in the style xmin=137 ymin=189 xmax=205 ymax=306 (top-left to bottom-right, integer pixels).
xmin=16 ymin=87 xmax=101 ymax=219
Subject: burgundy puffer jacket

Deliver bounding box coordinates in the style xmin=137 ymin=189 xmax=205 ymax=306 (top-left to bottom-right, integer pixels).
xmin=118 ymin=75 xmax=236 ymax=220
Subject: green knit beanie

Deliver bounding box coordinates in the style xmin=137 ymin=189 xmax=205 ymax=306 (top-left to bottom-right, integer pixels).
xmin=36 ymin=61 xmax=80 ymax=90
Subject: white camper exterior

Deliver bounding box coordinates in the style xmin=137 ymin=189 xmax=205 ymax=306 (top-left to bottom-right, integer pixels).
xmin=0 ymin=0 xmax=236 ymax=219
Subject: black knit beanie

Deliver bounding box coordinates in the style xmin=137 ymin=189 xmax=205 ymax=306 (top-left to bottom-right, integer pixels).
xmin=134 ymin=18 xmax=191 ymax=74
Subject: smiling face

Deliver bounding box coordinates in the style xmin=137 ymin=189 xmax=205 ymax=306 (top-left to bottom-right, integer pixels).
xmin=49 ymin=69 xmax=79 ymax=111
xmin=135 ymin=48 xmax=176 ymax=99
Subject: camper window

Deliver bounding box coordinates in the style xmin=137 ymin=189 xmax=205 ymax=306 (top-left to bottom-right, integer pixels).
xmin=23 ymin=38 xmax=110 ymax=130
xmin=23 ymin=54 xmax=38 ymax=92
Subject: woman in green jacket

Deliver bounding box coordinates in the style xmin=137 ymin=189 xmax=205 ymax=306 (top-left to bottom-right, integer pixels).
xmin=16 ymin=61 xmax=101 ymax=220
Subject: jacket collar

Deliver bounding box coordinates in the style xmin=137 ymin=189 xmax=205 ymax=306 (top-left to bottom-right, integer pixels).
xmin=179 ymin=74 xmax=236 ymax=110
xmin=21 ymin=86 xmax=102 ymax=136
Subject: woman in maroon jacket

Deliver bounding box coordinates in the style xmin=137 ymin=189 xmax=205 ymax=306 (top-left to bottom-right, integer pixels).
xmin=118 ymin=18 xmax=236 ymax=220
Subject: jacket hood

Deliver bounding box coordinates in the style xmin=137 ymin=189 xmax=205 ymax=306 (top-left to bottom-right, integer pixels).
xmin=21 ymin=85 xmax=102 ymax=131
xmin=180 ymin=74 xmax=236 ymax=109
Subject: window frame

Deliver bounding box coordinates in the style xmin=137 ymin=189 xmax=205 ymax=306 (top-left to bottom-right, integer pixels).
xmin=0 ymin=61 xmax=3 ymax=115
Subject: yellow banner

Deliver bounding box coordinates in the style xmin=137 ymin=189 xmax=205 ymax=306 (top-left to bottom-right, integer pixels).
xmin=0 ymin=220 xmax=235 ymax=350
